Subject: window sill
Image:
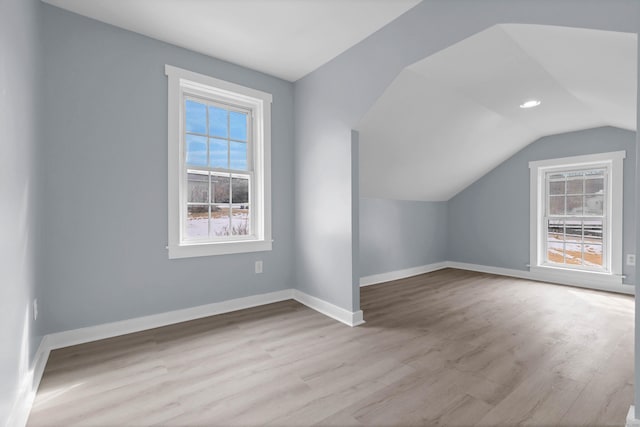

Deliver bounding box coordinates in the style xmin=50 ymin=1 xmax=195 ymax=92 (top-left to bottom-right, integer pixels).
xmin=168 ymin=239 xmax=272 ymax=259
xmin=529 ymin=265 xmax=623 ymax=288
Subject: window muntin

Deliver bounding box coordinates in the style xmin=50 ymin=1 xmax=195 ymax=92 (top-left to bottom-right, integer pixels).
xmin=529 ymin=151 xmax=624 ymax=282
xmin=165 ymin=65 xmax=272 ymax=258
xmin=543 ymin=168 xmax=606 ymax=271
xmin=183 ymin=96 xmax=253 ymax=241
xmin=186 ymin=170 xmax=251 ymax=240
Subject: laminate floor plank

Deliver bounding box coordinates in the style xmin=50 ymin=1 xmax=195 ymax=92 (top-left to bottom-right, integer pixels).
xmin=27 ymin=269 xmax=634 ymax=426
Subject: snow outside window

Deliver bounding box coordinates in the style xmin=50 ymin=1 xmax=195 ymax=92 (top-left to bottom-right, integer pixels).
xmin=529 ymin=151 xmax=624 ymax=285
xmin=165 ymin=65 xmax=272 ymax=258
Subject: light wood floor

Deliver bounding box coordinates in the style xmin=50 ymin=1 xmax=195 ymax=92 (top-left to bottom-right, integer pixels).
xmin=28 ymin=269 xmax=634 ymax=426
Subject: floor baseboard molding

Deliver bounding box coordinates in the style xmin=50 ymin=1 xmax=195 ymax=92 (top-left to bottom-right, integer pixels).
xmin=360 ymin=260 xmax=634 ymax=295
xmin=13 ymin=288 xmax=362 ymax=426
xmin=46 ymin=289 xmax=295 ymax=350
xmin=6 ymin=337 xmax=51 ymax=427
xmin=445 ymin=261 xmax=533 ymax=281
xmin=31 ymin=336 xmax=50 ymax=401
xmin=627 ymin=406 xmax=640 ymax=427
xmin=293 ymin=290 xmax=364 ymax=327
xmin=44 ymin=288 xmax=364 ymax=351
xmin=448 ymin=261 xmax=635 ymax=295
xmin=15 ymin=263 xmax=630 ymax=426
xmin=360 ymin=262 xmax=449 ymax=286
xmin=7 ymin=378 xmax=32 ymax=427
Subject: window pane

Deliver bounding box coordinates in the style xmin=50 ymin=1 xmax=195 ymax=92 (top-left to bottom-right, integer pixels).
xmin=584 ymin=195 xmax=604 ymax=215
xmin=229 ymin=111 xmax=248 ymax=141
xmin=232 ymin=176 xmax=249 ymax=204
xmin=549 ymin=181 xmax=565 ymax=195
xmin=230 ymin=141 xmax=248 ymax=170
xmin=211 ymin=205 xmax=230 ymax=237
xmin=209 ymin=138 xmax=228 ymax=168
xmin=547 ymin=219 xmax=564 ymax=242
xmin=187 ymin=172 xmax=209 ymax=203
xmin=564 ymin=220 xmax=582 ymax=243
xmin=186 ymin=205 xmax=209 ymax=239
xmin=211 ymin=174 xmax=230 ymax=203
xmin=547 ymin=241 xmax=564 ymax=264
xmin=185 ymin=100 xmax=206 ymax=134
xmin=585 ymin=169 xmax=605 ymax=177
xmin=541 ymin=165 xmax=608 ymax=272
xmin=566 ymin=195 xmax=583 ymax=215
xmin=584 ymin=220 xmax=603 ymax=244
xmin=585 ymin=178 xmax=604 ymax=194
xmin=232 ymin=206 xmax=250 ymax=236
xmin=584 ymin=244 xmax=603 ymax=267
xmin=549 ymin=196 xmax=565 ymax=215
xmin=565 ymin=242 xmax=583 ymax=265
xmin=186 ymin=134 xmax=207 ymax=166
xmin=566 ymin=178 xmax=583 ymax=194
xmin=209 ymin=106 xmax=228 ymax=138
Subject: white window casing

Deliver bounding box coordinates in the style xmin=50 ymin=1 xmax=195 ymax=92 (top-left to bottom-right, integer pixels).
xmin=529 ymin=151 xmax=625 ymax=287
xmin=165 ymin=65 xmax=272 ymax=258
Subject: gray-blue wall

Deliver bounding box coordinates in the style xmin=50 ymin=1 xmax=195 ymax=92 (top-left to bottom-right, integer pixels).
xmin=34 ymin=0 xmax=640 ymax=415
xmin=359 ymin=199 xmax=448 ymax=277
xmin=295 ymin=0 xmax=640 ymax=314
xmin=0 ymin=0 xmax=41 ymax=423
xmin=4 ymin=1 xmax=640 ymax=422
xmin=38 ymin=5 xmax=295 ymax=335
xmin=448 ymin=127 xmax=636 ymax=285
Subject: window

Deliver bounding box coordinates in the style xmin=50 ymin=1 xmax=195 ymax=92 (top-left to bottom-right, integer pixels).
xmin=165 ymin=65 xmax=272 ymax=258
xmin=529 ymin=151 xmax=624 ymax=285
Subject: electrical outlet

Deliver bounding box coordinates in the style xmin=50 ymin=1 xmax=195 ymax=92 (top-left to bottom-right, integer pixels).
xmin=33 ymin=299 xmax=38 ymax=321
xmin=255 ymin=260 xmax=263 ymax=274
xmin=626 ymin=254 xmax=636 ymax=266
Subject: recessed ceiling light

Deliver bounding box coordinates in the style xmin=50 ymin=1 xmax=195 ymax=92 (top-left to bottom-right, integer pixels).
xmin=520 ymin=100 xmax=541 ymax=109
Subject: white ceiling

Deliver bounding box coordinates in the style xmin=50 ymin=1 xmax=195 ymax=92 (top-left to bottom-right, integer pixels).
xmin=357 ymin=24 xmax=637 ymax=201
xmin=41 ymin=0 xmax=421 ymax=82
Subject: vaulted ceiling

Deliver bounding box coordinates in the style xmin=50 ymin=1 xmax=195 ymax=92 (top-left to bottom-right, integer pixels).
xmin=39 ymin=2 xmax=638 ymax=202
xmin=41 ymin=0 xmax=421 ymax=81
xmin=357 ymin=24 xmax=637 ymax=201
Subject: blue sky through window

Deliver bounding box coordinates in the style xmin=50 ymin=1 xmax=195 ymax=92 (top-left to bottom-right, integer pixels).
xmin=185 ymin=134 xmax=207 ymax=165
xmin=185 ymin=100 xmax=206 ymax=134
xmin=229 ymin=111 xmax=247 ymax=141
xmin=230 ymin=141 xmax=247 ymax=170
xmin=186 ymin=99 xmax=248 ymax=171
xmin=209 ymin=106 xmax=227 ymax=138
xmin=210 ymin=138 xmax=227 ymax=168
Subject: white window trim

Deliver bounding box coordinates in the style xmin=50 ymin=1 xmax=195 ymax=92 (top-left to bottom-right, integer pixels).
xmin=165 ymin=65 xmax=272 ymax=258
xmin=529 ymin=151 xmax=625 ymax=287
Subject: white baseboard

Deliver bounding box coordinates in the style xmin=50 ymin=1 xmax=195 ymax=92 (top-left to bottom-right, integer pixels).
xmin=360 ymin=262 xmax=449 ymax=286
xmin=360 ymin=261 xmax=634 ymax=296
xmin=445 ymin=261 xmax=531 ymax=280
xmin=46 ymin=289 xmax=295 ymax=350
xmin=31 ymin=336 xmax=50 ymax=400
xmin=448 ymin=261 xmax=635 ymax=295
xmin=6 ymin=373 xmax=33 ymax=427
xmin=6 ymin=337 xmax=51 ymax=427
xmin=7 ymin=378 xmax=32 ymax=427
xmin=10 ymin=288 xmax=363 ymax=426
xmin=9 ymin=290 xmax=292 ymax=427
xmin=293 ymin=290 xmax=364 ymax=326
xmin=45 ymin=289 xmax=365 ymax=351
xmin=15 ymin=260 xmax=631 ymax=426
xmin=627 ymin=406 xmax=640 ymax=427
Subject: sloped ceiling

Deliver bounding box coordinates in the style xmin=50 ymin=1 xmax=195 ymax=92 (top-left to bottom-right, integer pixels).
xmin=357 ymin=24 xmax=637 ymax=201
xmin=41 ymin=0 xmax=421 ymax=82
